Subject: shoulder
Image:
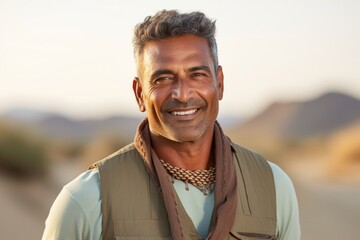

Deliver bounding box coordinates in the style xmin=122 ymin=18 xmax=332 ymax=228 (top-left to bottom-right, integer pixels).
xmin=268 ymin=162 xmax=295 ymax=192
xmin=231 ymin=143 xmax=269 ymax=163
xmin=267 ymin=161 xmax=299 ymax=209
xmin=64 ymin=168 xmax=101 ymax=209
xmin=89 ymin=143 xmax=138 ymax=170
xmin=231 ymin=143 xmax=273 ymax=177
xmin=42 ymin=169 xmax=102 ymax=240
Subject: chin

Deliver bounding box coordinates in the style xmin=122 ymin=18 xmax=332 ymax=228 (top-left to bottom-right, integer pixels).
xmin=168 ymin=130 xmax=204 ymax=143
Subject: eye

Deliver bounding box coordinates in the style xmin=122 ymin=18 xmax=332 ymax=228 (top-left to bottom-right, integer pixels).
xmin=154 ymin=76 xmax=173 ymax=84
xmin=193 ymin=73 xmax=204 ymax=76
xmin=190 ymin=72 xmax=208 ymax=79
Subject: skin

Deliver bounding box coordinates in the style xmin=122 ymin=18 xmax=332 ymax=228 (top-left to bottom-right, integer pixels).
xmin=133 ymin=35 xmax=224 ymax=170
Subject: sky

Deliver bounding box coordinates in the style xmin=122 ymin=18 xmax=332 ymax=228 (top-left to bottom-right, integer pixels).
xmin=1 ymin=0 xmax=360 ymax=119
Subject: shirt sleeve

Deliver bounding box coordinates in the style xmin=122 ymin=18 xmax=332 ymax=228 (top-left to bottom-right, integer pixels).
xmin=269 ymin=162 xmax=301 ymax=240
xmin=42 ymin=187 xmax=93 ymax=240
xmin=42 ymin=169 xmax=102 ymax=240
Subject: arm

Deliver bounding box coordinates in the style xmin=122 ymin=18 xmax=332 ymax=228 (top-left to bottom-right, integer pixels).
xmin=269 ymin=162 xmax=301 ymax=240
xmin=42 ymin=169 xmax=102 ymax=240
xmin=42 ymin=187 xmax=93 ymax=240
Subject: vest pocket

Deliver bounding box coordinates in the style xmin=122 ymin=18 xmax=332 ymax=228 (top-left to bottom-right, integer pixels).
xmin=114 ymin=237 xmax=170 ymax=240
xmin=229 ymin=231 xmax=273 ymax=240
xmin=114 ymin=219 xmax=170 ymax=239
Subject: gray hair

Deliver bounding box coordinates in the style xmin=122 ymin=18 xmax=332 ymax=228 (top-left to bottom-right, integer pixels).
xmin=133 ymin=10 xmax=218 ymax=77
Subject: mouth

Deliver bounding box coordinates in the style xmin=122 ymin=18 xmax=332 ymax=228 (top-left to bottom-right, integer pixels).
xmin=170 ymin=108 xmax=198 ymax=116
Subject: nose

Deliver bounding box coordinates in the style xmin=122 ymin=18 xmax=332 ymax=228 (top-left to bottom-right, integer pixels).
xmin=172 ymin=78 xmax=193 ymax=103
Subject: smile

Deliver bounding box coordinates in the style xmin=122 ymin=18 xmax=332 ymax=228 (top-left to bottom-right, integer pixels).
xmin=171 ymin=109 xmax=198 ymax=116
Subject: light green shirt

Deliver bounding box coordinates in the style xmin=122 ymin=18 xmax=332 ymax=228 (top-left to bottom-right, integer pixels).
xmin=42 ymin=162 xmax=300 ymax=239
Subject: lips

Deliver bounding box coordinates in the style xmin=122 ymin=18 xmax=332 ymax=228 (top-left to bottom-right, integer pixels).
xmin=171 ymin=109 xmax=198 ymax=116
xmin=163 ymin=99 xmax=205 ymax=120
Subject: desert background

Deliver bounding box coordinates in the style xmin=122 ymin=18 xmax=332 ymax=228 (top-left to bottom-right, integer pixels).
xmin=1 ymin=91 xmax=360 ymax=239
xmin=1 ymin=0 xmax=360 ymax=239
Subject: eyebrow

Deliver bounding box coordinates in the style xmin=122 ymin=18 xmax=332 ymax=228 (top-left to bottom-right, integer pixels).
xmin=150 ymin=69 xmax=174 ymax=80
xmin=150 ymin=65 xmax=212 ymax=80
xmin=188 ymin=65 xmax=211 ymax=73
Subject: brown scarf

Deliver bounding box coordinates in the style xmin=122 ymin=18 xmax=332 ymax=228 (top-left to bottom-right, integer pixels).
xmin=133 ymin=119 xmax=237 ymax=240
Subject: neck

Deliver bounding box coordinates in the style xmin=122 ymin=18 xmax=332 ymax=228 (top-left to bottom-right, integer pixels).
xmin=150 ymin=129 xmax=214 ymax=171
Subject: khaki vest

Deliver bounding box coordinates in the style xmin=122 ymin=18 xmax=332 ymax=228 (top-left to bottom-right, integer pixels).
xmin=92 ymin=143 xmax=276 ymax=240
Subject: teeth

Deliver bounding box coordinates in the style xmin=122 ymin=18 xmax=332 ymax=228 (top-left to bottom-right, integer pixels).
xmin=172 ymin=109 xmax=197 ymax=116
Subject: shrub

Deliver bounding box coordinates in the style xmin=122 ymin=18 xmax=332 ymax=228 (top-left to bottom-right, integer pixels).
xmin=0 ymin=122 xmax=47 ymax=178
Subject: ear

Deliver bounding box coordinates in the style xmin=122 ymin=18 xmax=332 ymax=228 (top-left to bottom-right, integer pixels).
xmin=132 ymin=77 xmax=146 ymax=112
xmin=216 ymin=66 xmax=224 ymax=100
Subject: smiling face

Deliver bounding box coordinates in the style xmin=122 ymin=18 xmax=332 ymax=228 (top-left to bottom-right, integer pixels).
xmin=133 ymin=35 xmax=224 ymax=143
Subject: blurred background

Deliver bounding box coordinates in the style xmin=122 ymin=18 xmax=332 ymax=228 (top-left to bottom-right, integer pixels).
xmin=1 ymin=0 xmax=359 ymax=239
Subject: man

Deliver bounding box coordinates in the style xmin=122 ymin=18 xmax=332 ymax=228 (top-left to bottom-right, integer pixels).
xmin=42 ymin=10 xmax=300 ymax=240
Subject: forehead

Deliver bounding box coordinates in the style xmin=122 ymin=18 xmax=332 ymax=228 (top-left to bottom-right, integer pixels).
xmin=141 ymin=35 xmax=213 ymax=74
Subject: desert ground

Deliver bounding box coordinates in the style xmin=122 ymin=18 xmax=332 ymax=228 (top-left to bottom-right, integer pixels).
xmin=286 ymin=157 xmax=360 ymax=240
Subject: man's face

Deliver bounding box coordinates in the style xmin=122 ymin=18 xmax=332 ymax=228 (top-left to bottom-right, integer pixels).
xmin=133 ymin=35 xmax=224 ymax=143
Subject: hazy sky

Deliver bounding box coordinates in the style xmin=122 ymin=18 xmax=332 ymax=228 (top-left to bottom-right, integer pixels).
xmin=1 ymin=0 xmax=359 ymax=119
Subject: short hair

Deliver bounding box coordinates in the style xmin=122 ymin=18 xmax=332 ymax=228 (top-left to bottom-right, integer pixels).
xmin=133 ymin=10 xmax=218 ymax=77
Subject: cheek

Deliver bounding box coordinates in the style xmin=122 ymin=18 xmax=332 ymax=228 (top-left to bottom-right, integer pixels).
xmin=147 ymin=87 xmax=168 ymax=110
xmin=198 ymin=83 xmax=219 ymax=102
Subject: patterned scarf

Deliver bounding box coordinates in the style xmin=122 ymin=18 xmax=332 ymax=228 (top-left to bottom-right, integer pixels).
xmin=134 ymin=118 xmax=237 ymax=240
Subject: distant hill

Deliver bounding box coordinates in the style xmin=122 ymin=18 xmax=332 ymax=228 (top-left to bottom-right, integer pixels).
xmin=3 ymin=108 xmax=64 ymax=123
xmin=4 ymin=91 xmax=358 ymax=144
xmin=1 ymin=108 xmax=143 ymax=142
xmin=230 ymin=92 xmax=360 ymax=140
